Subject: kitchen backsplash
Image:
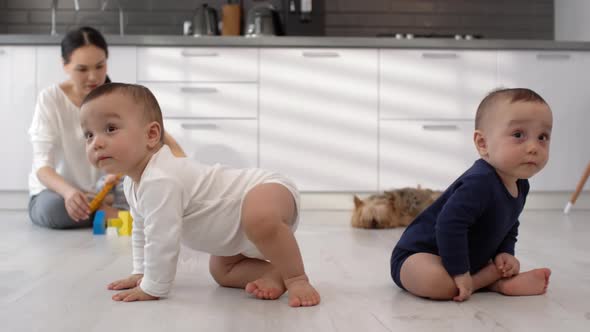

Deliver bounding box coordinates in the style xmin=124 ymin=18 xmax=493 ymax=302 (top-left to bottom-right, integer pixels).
xmin=0 ymin=0 xmax=553 ymax=39
xmin=326 ymin=0 xmax=553 ymax=39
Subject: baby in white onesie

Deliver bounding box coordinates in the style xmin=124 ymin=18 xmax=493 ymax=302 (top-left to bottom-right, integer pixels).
xmin=80 ymin=83 xmax=320 ymax=307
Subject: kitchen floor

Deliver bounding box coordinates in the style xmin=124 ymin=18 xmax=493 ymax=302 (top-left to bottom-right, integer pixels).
xmin=1 ymin=209 xmax=589 ymax=332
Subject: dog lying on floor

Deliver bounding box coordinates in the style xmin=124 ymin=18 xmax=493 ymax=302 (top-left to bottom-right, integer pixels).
xmin=351 ymin=187 xmax=441 ymax=229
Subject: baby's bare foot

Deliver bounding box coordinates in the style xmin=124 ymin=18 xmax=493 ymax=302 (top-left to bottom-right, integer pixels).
xmin=492 ymin=268 xmax=551 ymax=296
xmin=284 ymin=275 xmax=321 ymax=307
xmin=245 ymin=269 xmax=286 ymax=300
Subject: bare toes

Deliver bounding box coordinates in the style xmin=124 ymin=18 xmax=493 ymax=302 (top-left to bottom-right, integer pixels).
xmin=245 ymin=277 xmax=286 ymax=301
xmin=245 ymin=282 xmax=258 ymax=295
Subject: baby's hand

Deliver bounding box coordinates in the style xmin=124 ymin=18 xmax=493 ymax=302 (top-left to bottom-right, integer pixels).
xmin=112 ymin=286 xmax=159 ymax=302
xmin=494 ymin=253 xmax=520 ymax=278
xmin=452 ymin=271 xmax=473 ymax=302
xmin=108 ymin=274 xmax=143 ymax=290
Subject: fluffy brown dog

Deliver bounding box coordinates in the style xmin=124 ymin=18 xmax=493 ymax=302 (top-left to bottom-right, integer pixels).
xmin=351 ymin=187 xmax=441 ymax=229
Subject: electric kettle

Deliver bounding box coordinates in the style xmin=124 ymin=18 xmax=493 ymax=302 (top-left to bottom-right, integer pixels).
xmin=191 ymin=4 xmax=219 ymax=36
xmin=245 ymin=4 xmax=282 ymax=37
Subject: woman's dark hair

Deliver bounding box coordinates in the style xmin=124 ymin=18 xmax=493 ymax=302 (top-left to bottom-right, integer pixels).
xmin=61 ymin=26 xmax=111 ymax=83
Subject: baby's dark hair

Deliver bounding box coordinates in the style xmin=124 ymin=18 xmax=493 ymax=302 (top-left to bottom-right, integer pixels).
xmin=475 ymin=88 xmax=548 ymax=130
xmin=82 ymin=83 xmax=164 ymax=142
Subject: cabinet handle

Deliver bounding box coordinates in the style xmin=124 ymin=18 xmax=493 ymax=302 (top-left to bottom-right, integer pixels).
xmin=180 ymin=87 xmax=219 ymax=94
xmin=181 ymin=50 xmax=219 ymax=57
xmin=181 ymin=123 xmax=219 ymax=130
xmin=421 ymin=53 xmax=459 ymax=59
xmin=302 ymin=51 xmax=340 ymax=58
xmin=422 ymin=124 xmax=459 ymax=131
xmin=536 ymin=53 xmax=571 ymax=61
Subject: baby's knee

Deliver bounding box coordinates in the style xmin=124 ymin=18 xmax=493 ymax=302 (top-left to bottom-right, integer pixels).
xmin=242 ymin=210 xmax=283 ymax=241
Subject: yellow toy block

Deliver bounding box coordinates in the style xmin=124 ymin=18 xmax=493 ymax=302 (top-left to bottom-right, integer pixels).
xmin=118 ymin=211 xmax=133 ymax=236
xmin=105 ymin=211 xmax=133 ymax=236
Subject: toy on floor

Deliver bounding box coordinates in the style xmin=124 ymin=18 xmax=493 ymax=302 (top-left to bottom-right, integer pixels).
xmin=89 ymin=174 xmax=123 ymax=213
xmin=564 ymin=161 xmax=590 ymax=214
xmin=93 ymin=210 xmax=133 ymax=236
xmin=351 ymin=186 xmax=441 ymax=229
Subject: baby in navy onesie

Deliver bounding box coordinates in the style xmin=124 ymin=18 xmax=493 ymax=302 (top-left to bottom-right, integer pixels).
xmin=391 ymin=88 xmax=552 ymax=302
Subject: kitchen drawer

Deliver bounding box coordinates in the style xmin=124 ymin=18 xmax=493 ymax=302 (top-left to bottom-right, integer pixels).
xmin=380 ymin=49 xmax=497 ymax=120
xmin=145 ymin=82 xmax=257 ymax=118
xmin=164 ymin=119 xmax=258 ymax=168
xmin=380 ymin=120 xmax=479 ymax=191
xmin=137 ymin=47 xmax=258 ymax=82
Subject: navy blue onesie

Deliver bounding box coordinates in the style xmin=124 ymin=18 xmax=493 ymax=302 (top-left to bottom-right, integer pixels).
xmin=390 ymin=159 xmax=529 ymax=290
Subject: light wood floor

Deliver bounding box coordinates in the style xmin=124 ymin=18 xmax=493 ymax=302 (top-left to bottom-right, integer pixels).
xmin=1 ymin=209 xmax=590 ymax=332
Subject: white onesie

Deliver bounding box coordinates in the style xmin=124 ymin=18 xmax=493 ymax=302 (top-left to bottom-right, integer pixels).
xmin=124 ymin=145 xmax=300 ymax=297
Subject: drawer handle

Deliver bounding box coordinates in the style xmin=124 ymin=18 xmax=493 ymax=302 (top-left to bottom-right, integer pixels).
xmin=422 ymin=124 xmax=459 ymax=131
xmin=421 ymin=53 xmax=459 ymax=59
xmin=536 ymin=53 xmax=571 ymax=61
xmin=181 ymin=50 xmax=219 ymax=57
xmin=181 ymin=123 xmax=219 ymax=130
xmin=180 ymin=87 xmax=219 ymax=94
xmin=302 ymin=51 xmax=340 ymax=58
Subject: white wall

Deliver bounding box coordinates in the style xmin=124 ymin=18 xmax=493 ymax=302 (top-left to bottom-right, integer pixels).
xmin=555 ymin=0 xmax=590 ymax=41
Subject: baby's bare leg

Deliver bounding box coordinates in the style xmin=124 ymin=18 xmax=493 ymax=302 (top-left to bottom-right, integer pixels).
xmin=241 ymin=183 xmax=320 ymax=307
xmin=209 ymin=254 xmax=286 ymax=300
xmin=400 ymin=253 xmax=502 ymax=300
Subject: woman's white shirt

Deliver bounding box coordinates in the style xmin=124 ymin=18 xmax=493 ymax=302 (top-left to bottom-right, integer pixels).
xmin=28 ymin=84 xmax=100 ymax=196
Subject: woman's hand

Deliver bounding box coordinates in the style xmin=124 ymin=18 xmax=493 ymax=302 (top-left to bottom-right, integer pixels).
xmin=64 ymin=187 xmax=90 ymax=221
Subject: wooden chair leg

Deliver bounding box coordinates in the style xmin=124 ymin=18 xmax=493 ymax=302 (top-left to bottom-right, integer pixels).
xmin=564 ymin=162 xmax=590 ymax=214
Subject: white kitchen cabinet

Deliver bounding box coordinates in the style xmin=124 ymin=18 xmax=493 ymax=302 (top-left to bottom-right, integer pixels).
xmin=260 ymin=48 xmax=378 ymax=191
xmin=36 ymin=46 xmax=137 ymax=92
xmin=497 ymin=51 xmax=590 ymax=191
xmin=0 ymin=47 xmax=36 ymax=190
xmin=140 ymin=47 xmax=260 ymax=172
xmin=143 ymin=82 xmax=257 ymax=118
xmin=380 ymin=49 xmax=497 ymax=120
xmin=163 ymin=119 xmax=258 ymax=169
xmin=380 ymin=120 xmax=479 ymax=191
xmin=137 ymin=47 xmax=258 ymax=82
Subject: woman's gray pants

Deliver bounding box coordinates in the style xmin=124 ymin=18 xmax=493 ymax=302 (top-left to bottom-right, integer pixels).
xmin=28 ymin=190 xmax=93 ymax=229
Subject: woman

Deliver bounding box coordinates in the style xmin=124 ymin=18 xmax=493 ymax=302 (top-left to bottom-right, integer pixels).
xmin=28 ymin=26 xmax=184 ymax=229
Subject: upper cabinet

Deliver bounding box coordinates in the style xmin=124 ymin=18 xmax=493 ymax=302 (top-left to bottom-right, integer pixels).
xmin=0 ymin=47 xmax=36 ymax=190
xmin=36 ymin=46 xmax=137 ymax=92
xmin=260 ymin=48 xmax=379 ymax=191
xmin=380 ymin=50 xmax=497 ymax=120
xmin=497 ymin=51 xmax=590 ymax=191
